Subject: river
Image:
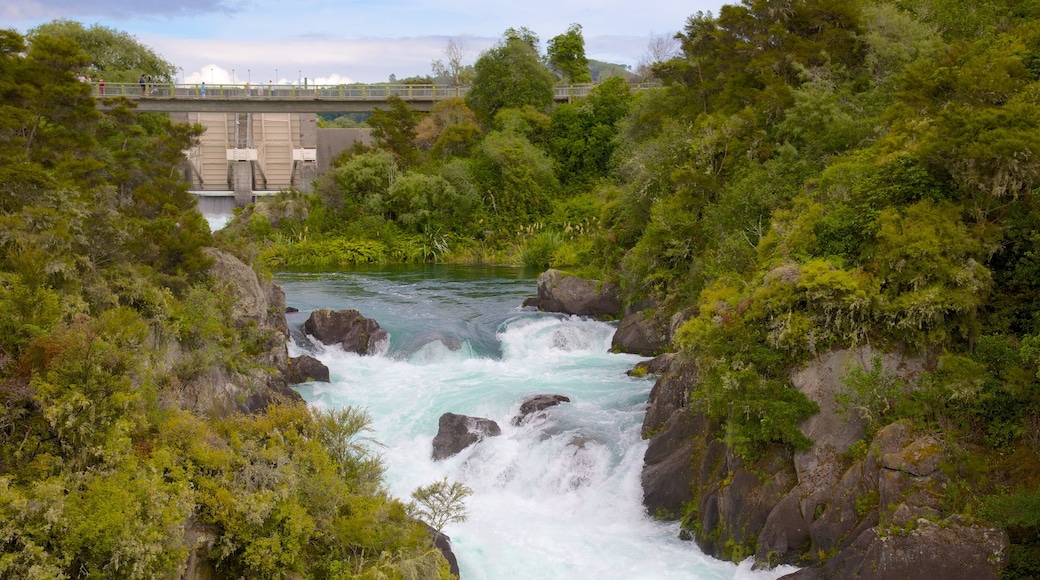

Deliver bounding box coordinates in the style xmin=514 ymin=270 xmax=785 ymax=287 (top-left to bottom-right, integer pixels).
xmin=276 ymin=266 xmax=797 ymax=580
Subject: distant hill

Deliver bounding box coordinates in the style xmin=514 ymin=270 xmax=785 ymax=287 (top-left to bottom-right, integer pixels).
xmin=588 ymin=59 xmax=639 ymax=82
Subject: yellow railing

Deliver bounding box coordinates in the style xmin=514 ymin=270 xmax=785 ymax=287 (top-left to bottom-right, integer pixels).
xmin=90 ymin=82 xmax=661 ymax=101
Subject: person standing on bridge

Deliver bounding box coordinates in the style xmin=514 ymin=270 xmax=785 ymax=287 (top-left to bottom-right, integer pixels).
xmin=140 ymin=74 xmax=146 ymax=96
xmin=200 ymin=82 xmax=206 ymax=98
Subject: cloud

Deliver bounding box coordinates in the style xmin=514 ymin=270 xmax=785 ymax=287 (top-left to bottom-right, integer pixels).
xmin=1 ymin=0 xmax=241 ymax=20
xmin=155 ymin=35 xmax=500 ymax=84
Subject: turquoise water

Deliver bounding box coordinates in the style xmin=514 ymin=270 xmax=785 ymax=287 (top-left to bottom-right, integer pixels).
xmin=279 ymin=266 xmax=796 ymax=580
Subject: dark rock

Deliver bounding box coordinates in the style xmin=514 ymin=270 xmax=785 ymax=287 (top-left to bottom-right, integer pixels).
xmin=432 ymin=413 xmax=502 ymax=460
xmin=285 ymin=306 xmax=299 ymax=313
xmin=303 ymin=308 xmax=388 ymax=355
xmin=286 ymin=355 xmax=330 ymax=384
xmin=786 ymin=519 xmax=1009 ymax=579
xmin=629 ymin=352 xmax=676 ymax=378
xmin=641 ymin=409 xmax=703 ymax=518
xmin=522 ymin=269 xmax=622 ymax=318
xmin=265 ymin=283 xmax=289 ymax=337
xmin=640 ymin=355 xmax=693 ymax=439
xmin=706 ymin=447 xmax=797 ymax=559
xmin=424 ymin=524 xmax=460 ymax=578
xmin=611 ymin=310 xmax=669 ymax=356
xmin=513 ymin=394 xmax=571 ymax=426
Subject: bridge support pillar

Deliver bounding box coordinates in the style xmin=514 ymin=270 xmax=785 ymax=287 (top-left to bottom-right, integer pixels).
xmin=298 ymin=162 xmax=316 ymax=193
xmin=232 ymin=161 xmax=253 ymax=207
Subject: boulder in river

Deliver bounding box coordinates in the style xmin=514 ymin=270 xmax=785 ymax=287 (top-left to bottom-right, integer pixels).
xmin=611 ymin=310 xmax=669 ymax=356
xmin=432 ymin=413 xmax=502 ymax=460
xmin=286 ymin=354 xmax=330 ymax=384
xmin=303 ymin=308 xmax=388 ymax=355
xmin=513 ymin=394 xmax=571 ymax=426
xmin=522 ymin=269 xmax=622 ymax=318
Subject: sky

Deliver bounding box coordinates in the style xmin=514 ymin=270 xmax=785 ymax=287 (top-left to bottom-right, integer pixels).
xmin=2 ymin=0 xmax=725 ymax=85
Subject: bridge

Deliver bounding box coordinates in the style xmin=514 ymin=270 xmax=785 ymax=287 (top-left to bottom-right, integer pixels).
xmin=92 ymin=81 xmax=657 ymax=205
xmin=91 ymin=82 xmax=657 ymax=113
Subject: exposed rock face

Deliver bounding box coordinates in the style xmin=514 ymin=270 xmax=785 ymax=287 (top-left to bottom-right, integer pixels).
xmin=522 ymin=269 xmax=622 ymax=318
xmin=432 ymin=413 xmax=502 ymax=460
xmin=205 ymin=247 xmax=268 ymax=329
xmin=783 ymin=517 xmax=1008 ymax=579
xmin=639 ymin=354 xmax=688 ymax=438
xmin=640 ymin=345 xmax=1009 ymax=576
xmin=641 ymin=407 xmax=703 ymax=517
xmin=165 ymin=248 xmax=299 ymax=416
xmin=428 ymin=526 xmax=460 ymax=578
xmin=611 ymin=310 xmax=669 ymax=356
xmin=286 ymin=354 xmax=330 ymax=384
xmin=303 ymin=308 xmax=388 ymax=355
xmin=513 ymin=394 xmax=571 ymax=426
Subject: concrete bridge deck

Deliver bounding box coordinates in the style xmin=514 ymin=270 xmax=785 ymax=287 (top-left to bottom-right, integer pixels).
xmin=92 ymin=82 xmax=659 ymax=113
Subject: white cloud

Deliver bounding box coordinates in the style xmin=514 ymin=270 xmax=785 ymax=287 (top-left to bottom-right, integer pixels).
xmin=7 ymin=0 xmax=717 ymax=84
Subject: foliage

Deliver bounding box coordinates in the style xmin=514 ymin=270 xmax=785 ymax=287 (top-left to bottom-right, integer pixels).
xmin=466 ymin=30 xmax=556 ymax=124
xmin=547 ymin=24 xmax=592 ymax=83
xmin=0 ymin=24 xmax=449 ymax=580
xmin=407 ymin=477 xmax=473 ymax=534
xmin=470 ymin=127 xmax=558 ymax=234
xmin=28 ymin=20 xmax=178 ymax=83
xmin=836 ymin=354 xmax=908 ymax=436
xmin=549 ymin=77 xmax=631 ymax=189
xmin=369 ymin=96 xmax=421 ymax=165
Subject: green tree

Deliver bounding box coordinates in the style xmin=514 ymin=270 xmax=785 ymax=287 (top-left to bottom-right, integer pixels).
xmin=466 ymin=30 xmax=556 ymax=124
xmin=549 ymin=77 xmax=631 ymax=188
xmin=368 ymin=95 xmax=420 ymax=165
xmin=29 ymin=20 xmax=177 ymax=82
xmin=547 ymin=23 xmax=592 ymax=83
xmin=407 ymin=477 xmax=473 ymax=534
xmin=471 ymin=128 xmax=558 ymax=231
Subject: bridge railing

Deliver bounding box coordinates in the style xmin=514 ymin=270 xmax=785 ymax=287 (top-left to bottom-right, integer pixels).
xmin=90 ymin=82 xmax=660 ymax=102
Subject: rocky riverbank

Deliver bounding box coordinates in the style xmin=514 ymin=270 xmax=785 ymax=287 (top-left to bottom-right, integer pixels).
xmin=525 ymin=269 xmax=1011 ymax=579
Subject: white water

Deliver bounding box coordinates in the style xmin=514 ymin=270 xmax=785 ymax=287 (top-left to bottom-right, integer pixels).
xmin=280 ymin=268 xmax=798 ymax=580
xmin=195 ymin=196 xmax=234 ymax=231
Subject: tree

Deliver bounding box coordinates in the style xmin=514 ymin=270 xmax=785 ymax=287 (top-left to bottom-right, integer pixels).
xmin=414 ymin=97 xmax=482 ymax=157
xmin=466 ymin=30 xmax=556 ymax=124
xmin=547 ymin=23 xmax=592 ymax=83
xmin=431 ymin=38 xmax=470 ymax=86
xmin=28 ymin=20 xmax=177 ymax=82
xmin=368 ymin=96 xmax=420 ymax=165
xmin=549 ymin=77 xmax=632 ymax=188
xmin=636 ymin=32 xmax=680 ymax=80
xmin=407 ymin=478 xmax=473 ymax=534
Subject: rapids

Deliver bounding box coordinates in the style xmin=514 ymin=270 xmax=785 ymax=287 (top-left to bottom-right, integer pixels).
xmin=280 ymin=266 xmax=797 ymax=580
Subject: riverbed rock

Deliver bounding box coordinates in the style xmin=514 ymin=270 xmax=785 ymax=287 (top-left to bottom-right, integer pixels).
xmin=611 ymin=309 xmax=669 ymax=355
xmin=429 ymin=527 xmax=460 ymax=578
xmin=641 ymin=408 xmax=704 ymax=518
xmin=783 ymin=518 xmax=1009 ymax=579
xmin=637 ymin=345 xmax=1005 ymax=574
xmin=303 ymin=308 xmax=388 ymax=355
xmin=286 ymin=354 xmax=330 ymax=384
xmin=522 ymin=269 xmax=622 ymax=318
xmin=432 ymin=413 xmax=502 ymax=460
xmin=640 ymin=354 xmax=691 ymax=438
xmin=513 ymin=394 xmax=571 ymax=426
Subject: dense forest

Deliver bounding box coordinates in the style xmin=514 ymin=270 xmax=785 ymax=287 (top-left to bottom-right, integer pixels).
xmin=0 ymin=22 xmax=452 ymax=580
xmin=231 ymin=0 xmax=1040 ymax=575
xmin=5 ymin=0 xmax=1040 ymax=576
